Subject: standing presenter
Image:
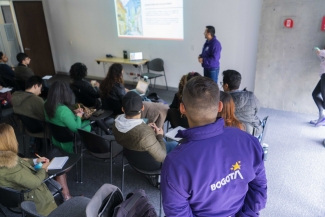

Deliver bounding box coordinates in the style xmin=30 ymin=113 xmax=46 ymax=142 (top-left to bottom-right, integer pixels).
xmin=198 ymin=26 xmax=222 ymax=83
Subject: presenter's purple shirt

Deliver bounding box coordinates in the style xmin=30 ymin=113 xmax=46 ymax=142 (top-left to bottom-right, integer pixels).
xmin=201 ymin=36 xmax=222 ymax=69
xmin=161 ymin=118 xmax=267 ymax=217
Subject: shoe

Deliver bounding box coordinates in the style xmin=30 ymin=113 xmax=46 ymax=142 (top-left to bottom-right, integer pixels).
xmin=310 ymin=119 xmax=318 ymax=124
xmin=315 ymin=118 xmax=325 ymax=127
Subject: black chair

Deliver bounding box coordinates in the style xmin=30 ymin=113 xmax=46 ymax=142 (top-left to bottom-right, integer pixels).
xmin=70 ymin=84 xmax=98 ymax=108
xmin=16 ymin=114 xmax=48 ymax=156
xmin=78 ymin=129 xmax=122 ymax=183
xmin=141 ymin=58 xmax=168 ymax=90
xmin=21 ymin=184 xmax=123 ymax=217
xmin=0 ymin=104 xmax=17 ymax=126
xmin=0 ymin=179 xmax=62 ymax=217
xmin=121 ymin=148 xmax=162 ymax=192
xmin=46 ymin=122 xmax=81 ymax=183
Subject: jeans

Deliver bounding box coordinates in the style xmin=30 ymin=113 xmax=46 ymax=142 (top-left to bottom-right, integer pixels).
xmin=164 ymin=139 xmax=178 ymax=154
xmin=204 ymin=68 xmax=219 ymax=83
xmin=312 ymin=73 xmax=325 ymax=112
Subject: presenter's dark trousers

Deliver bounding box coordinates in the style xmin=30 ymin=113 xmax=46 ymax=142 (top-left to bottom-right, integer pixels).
xmin=312 ymin=73 xmax=325 ymax=112
xmin=204 ymin=68 xmax=219 ymax=83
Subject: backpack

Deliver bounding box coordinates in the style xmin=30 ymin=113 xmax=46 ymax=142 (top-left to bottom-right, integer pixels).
xmin=112 ymin=189 xmax=157 ymax=217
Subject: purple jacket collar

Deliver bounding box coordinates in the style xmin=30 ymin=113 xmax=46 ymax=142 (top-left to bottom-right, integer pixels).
xmin=176 ymin=118 xmax=225 ymax=141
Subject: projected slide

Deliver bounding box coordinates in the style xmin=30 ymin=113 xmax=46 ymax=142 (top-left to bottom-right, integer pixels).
xmin=115 ymin=0 xmax=183 ymax=40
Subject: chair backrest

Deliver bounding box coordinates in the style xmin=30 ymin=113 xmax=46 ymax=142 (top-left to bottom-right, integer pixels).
xmin=16 ymin=114 xmax=44 ymax=134
xmin=147 ymin=58 xmax=164 ymax=72
xmin=86 ymin=184 xmax=123 ymax=217
xmin=123 ymin=148 xmax=162 ymax=171
xmin=77 ymin=129 xmax=111 ymax=154
xmin=0 ymin=186 xmax=25 ymax=209
xmin=46 ymin=122 xmax=74 ymax=143
xmin=20 ymin=201 xmax=44 ymax=217
xmin=15 ymin=79 xmax=26 ymax=91
xmin=101 ymin=97 xmax=123 ymax=116
xmin=259 ymin=116 xmax=269 ymax=144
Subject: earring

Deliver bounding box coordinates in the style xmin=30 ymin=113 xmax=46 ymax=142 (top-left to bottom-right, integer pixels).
xmin=180 ymin=113 xmax=186 ymax=118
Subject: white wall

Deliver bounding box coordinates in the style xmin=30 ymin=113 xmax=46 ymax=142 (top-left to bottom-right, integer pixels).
xmin=43 ymin=0 xmax=262 ymax=89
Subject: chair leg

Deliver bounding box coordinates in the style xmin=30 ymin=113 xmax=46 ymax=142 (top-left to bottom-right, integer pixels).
xmin=110 ymin=141 xmax=113 ymax=184
xmin=159 ymin=189 xmax=162 ymax=217
xmin=163 ymin=71 xmax=168 ymax=90
xmin=121 ymin=155 xmax=125 ymax=193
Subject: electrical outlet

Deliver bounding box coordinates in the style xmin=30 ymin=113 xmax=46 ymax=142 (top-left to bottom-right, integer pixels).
xmin=137 ymin=74 xmax=140 ymax=77
xmin=130 ymin=72 xmax=134 ymax=76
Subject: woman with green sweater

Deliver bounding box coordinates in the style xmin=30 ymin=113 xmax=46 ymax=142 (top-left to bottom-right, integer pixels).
xmin=44 ymin=81 xmax=91 ymax=153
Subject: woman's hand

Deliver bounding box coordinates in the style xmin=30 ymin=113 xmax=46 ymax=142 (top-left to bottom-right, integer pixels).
xmin=95 ymin=81 xmax=100 ymax=87
xmin=74 ymin=108 xmax=84 ymax=117
xmin=41 ymin=161 xmax=50 ymax=172
xmin=125 ymin=88 xmax=129 ymax=92
xmin=36 ymin=157 xmax=49 ymax=164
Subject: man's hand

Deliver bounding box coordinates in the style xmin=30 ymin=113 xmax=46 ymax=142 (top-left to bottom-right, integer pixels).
xmin=198 ymin=58 xmax=203 ymax=64
xmin=41 ymin=161 xmax=50 ymax=172
xmin=316 ymin=50 xmax=321 ymax=55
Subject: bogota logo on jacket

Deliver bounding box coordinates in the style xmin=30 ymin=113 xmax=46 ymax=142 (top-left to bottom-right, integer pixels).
xmin=210 ymin=161 xmax=244 ymax=191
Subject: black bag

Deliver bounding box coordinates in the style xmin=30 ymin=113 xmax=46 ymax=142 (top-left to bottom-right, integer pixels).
xmin=113 ymin=189 xmax=157 ymax=217
xmin=146 ymin=93 xmax=165 ymax=104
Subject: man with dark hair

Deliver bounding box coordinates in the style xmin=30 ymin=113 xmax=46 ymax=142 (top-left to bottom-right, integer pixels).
xmin=222 ymin=69 xmax=262 ymax=136
xmin=12 ymin=75 xmax=44 ymax=153
xmin=198 ymin=25 xmax=222 ymax=83
xmin=161 ymin=76 xmax=267 ymax=216
xmin=113 ymin=91 xmax=177 ymax=162
xmin=0 ymin=51 xmax=15 ymax=79
xmin=15 ymin=52 xmax=34 ymax=80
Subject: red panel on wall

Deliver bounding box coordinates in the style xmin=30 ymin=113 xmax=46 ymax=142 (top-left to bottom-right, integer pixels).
xmin=321 ymin=16 xmax=325 ymax=31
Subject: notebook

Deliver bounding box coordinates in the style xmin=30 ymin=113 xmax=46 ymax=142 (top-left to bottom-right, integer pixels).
xmin=129 ymin=52 xmax=143 ymax=61
xmin=47 ymin=156 xmax=69 ymax=170
xmin=164 ymin=126 xmax=186 ymax=141
xmin=131 ymin=80 xmax=149 ymax=96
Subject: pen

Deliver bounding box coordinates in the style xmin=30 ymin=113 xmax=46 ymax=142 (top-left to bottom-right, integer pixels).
xmin=35 ymin=153 xmax=42 ymax=158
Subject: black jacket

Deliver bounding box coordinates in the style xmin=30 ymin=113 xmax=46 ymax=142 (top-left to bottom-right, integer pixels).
xmin=70 ymin=79 xmax=100 ymax=108
xmin=0 ymin=63 xmax=15 ymax=79
xmin=101 ymin=83 xmax=126 ymax=116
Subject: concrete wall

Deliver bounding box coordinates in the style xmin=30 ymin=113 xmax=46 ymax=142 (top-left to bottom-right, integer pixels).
xmin=40 ymin=0 xmax=262 ymax=89
xmin=255 ymin=0 xmax=325 ymax=114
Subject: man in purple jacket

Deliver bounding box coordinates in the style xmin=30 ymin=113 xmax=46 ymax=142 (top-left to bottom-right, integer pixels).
xmin=198 ymin=26 xmax=222 ymax=83
xmin=161 ymin=77 xmax=267 ymax=217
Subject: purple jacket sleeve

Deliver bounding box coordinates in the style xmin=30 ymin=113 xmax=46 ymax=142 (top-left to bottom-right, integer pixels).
xmin=236 ymin=160 xmax=267 ymax=217
xmin=161 ymin=160 xmax=194 ymax=217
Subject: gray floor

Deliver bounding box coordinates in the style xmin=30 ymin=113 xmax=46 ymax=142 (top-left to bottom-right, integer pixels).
xmin=1 ymin=77 xmax=325 ymax=216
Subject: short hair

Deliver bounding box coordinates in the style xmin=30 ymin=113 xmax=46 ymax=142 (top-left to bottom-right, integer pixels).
xmin=0 ymin=52 xmax=3 ymax=60
xmin=44 ymin=81 xmax=73 ymax=119
xmin=69 ymin=62 xmax=88 ymax=80
xmin=222 ymin=70 xmax=242 ymax=90
xmin=182 ymin=76 xmax=220 ymax=123
xmin=25 ymin=75 xmax=43 ymax=89
xmin=0 ymin=123 xmax=18 ymax=154
xmin=16 ymin=53 xmax=29 ymax=63
xmin=206 ymin=26 xmax=215 ymax=37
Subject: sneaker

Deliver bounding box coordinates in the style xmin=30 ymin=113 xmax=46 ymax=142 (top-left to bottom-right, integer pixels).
xmin=310 ymin=119 xmax=318 ymax=124
xmin=315 ymin=118 xmax=325 ymax=127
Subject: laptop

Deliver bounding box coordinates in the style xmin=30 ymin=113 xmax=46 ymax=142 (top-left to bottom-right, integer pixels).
xmin=129 ymin=52 xmax=143 ymax=61
xmin=131 ymin=80 xmax=149 ymax=96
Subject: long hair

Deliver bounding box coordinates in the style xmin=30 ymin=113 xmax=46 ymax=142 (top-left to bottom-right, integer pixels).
xmin=177 ymin=72 xmax=201 ymax=102
xmin=0 ymin=123 xmax=18 ymax=153
xmin=69 ymin=62 xmax=87 ymax=80
xmin=218 ymin=91 xmax=245 ymax=130
xmin=44 ymin=81 xmax=73 ymax=119
xmin=100 ymin=63 xmax=124 ymax=98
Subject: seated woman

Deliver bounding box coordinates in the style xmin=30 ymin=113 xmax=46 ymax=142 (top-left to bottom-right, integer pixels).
xmin=169 ymin=72 xmax=201 ymax=128
xmin=0 ymin=123 xmax=56 ymax=216
xmin=218 ymin=91 xmax=245 ymax=130
xmin=69 ymin=62 xmax=101 ymax=108
xmin=44 ymin=81 xmax=91 ymax=153
xmin=100 ymin=63 xmax=168 ymax=128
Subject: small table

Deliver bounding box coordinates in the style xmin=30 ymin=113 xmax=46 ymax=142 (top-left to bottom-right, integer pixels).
xmin=89 ymin=110 xmax=113 ymax=121
xmin=95 ymin=57 xmax=148 ymax=76
xmin=48 ymin=154 xmax=81 ymax=177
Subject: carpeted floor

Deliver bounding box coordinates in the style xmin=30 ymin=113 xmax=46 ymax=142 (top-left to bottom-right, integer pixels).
xmin=1 ymin=76 xmax=325 ymax=216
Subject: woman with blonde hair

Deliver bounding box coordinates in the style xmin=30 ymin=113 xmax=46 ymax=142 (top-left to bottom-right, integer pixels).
xmin=0 ymin=123 xmax=57 ymax=216
xmin=218 ymin=91 xmax=245 ymax=130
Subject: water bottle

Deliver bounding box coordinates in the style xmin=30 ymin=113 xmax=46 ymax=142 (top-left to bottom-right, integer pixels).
xmin=262 ymin=143 xmax=268 ymax=161
xmin=143 ymin=75 xmax=148 ymax=83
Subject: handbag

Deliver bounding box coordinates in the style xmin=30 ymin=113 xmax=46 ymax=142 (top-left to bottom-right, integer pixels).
xmin=73 ymin=103 xmax=96 ymax=119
